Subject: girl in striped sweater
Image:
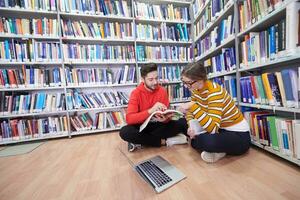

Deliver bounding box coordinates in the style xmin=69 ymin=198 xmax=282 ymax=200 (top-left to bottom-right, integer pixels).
xmin=179 ymin=62 xmax=250 ymax=163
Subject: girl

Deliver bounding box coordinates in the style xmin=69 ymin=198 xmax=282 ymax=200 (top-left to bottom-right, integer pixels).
xmin=179 ymin=62 xmax=250 ymax=163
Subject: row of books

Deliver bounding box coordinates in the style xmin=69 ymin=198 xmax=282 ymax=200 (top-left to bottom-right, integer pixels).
xmin=0 ymin=0 xmax=57 ymax=11
xmin=0 ymin=116 xmax=69 ymax=141
xmin=0 ymin=18 xmax=58 ymax=37
xmin=135 ymin=23 xmax=190 ymax=42
xmin=134 ymin=2 xmax=190 ymax=22
xmin=59 ymin=0 xmax=132 ymax=17
xmin=157 ymin=65 xmax=183 ymax=83
xmin=212 ymin=76 xmax=237 ymax=101
xmin=195 ymin=0 xmax=233 ymax=36
xmin=0 ymin=66 xmax=63 ymax=89
xmin=65 ymin=65 xmax=136 ymax=86
xmin=195 ymin=15 xmax=234 ymax=55
xmin=70 ymin=110 xmax=126 ymax=131
xmin=164 ymin=84 xmax=191 ymax=102
xmin=239 ymin=0 xmax=284 ymax=32
xmin=192 ymin=0 xmax=206 ymax=17
xmin=62 ymin=44 xmax=135 ymax=62
xmin=136 ymin=45 xmax=191 ymax=62
xmin=240 ymin=19 xmax=286 ymax=67
xmin=0 ymin=40 xmax=61 ymax=62
xmin=0 ymin=92 xmax=65 ymax=115
xmin=61 ymin=20 xmax=133 ymax=39
xmin=66 ymin=90 xmax=129 ymax=110
xmin=204 ymin=47 xmax=236 ymax=73
xmin=240 ymin=68 xmax=300 ymax=108
xmin=243 ymin=111 xmax=300 ymax=159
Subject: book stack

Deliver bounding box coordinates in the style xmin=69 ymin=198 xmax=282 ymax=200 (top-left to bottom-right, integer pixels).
xmin=212 ymin=75 xmax=237 ymax=101
xmin=0 ymin=0 xmax=57 ymax=11
xmin=203 ymin=47 xmax=236 ymax=74
xmin=239 ymin=0 xmax=284 ymax=32
xmin=65 ymin=65 xmax=136 ymax=86
xmin=136 ymin=45 xmax=191 ymax=62
xmin=70 ymin=110 xmax=126 ymax=132
xmin=61 ymin=20 xmax=133 ymax=39
xmin=0 ymin=116 xmax=69 ymax=141
xmin=240 ymin=68 xmax=300 ymax=107
xmin=194 ymin=0 xmax=233 ymax=37
xmin=195 ymin=14 xmax=233 ymax=54
xmin=0 ymin=66 xmax=63 ymax=88
xmin=62 ymin=44 xmax=135 ymax=62
xmin=0 ymin=92 xmax=65 ymax=115
xmin=165 ymin=84 xmax=191 ymax=102
xmin=135 ymin=23 xmax=190 ymax=41
xmin=59 ymin=0 xmax=132 ymax=17
xmin=66 ymin=90 xmax=129 ymax=110
xmin=244 ymin=111 xmax=300 ymax=159
xmin=134 ymin=2 xmax=190 ymax=22
xmin=157 ymin=65 xmax=183 ymax=83
xmin=0 ymin=17 xmax=58 ymax=37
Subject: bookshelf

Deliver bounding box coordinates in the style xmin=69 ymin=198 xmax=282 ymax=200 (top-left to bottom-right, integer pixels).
xmin=192 ymin=0 xmax=300 ymax=165
xmin=0 ymin=0 xmax=194 ymax=145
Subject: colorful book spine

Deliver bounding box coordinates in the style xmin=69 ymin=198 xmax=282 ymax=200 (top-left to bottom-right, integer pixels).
xmin=164 ymin=83 xmax=191 ymax=102
xmin=240 ymin=67 xmax=300 ymax=108
xmin=65 ymin=65 xmax=136 ymax=86
xmin=0 ymin=0 xmax=57 ymax=11
xmin=0 ymin=17 xmax=58 ymax=37
xmin=135 ymin=23 xmax=190 ymax=41
xmin=0 ymin=116 xmax=68 ymax=142
xmin=0 ymin=66 xmax=63 ymax=88
xmin=0 ymin=92 xmax=65 ymax=115
xmin=134 ymin=2 xmax=190 ymax=22
xmin=66 ymin=90 xmax=129 ymax=110
xmin=61 ymin=20 xmax=133 ymax=39
xmin=157 ymin=65 xmax=183 ymax=83
xmin=136 ymin=45 xmax=191 ymax=62
xmin=70 ymin=110 xmax=126 ymax=132
xmin=59 ymin=0 xmax=131 ymax=17
xmin=63 ymin=44 xmax=135 ymax=62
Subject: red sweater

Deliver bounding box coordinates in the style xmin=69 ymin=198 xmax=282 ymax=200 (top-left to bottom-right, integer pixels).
xmin=126 ymin=83 xmax=170 ymax=125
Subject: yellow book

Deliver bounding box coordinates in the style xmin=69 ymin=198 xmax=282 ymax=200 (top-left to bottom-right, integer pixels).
xmin=261 ymin=73 xmax=274 ymax=105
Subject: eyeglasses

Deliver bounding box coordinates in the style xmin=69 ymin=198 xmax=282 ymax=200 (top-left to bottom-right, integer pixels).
xmin=181 ymin=79 xmax=197 ymax=88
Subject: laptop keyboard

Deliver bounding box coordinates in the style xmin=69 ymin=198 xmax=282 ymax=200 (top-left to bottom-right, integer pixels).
xmin=138 ymin=160 xmax=172 ymax=187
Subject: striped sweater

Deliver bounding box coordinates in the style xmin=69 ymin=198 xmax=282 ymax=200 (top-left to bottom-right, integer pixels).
xmin=186 ymin=80 xmax=244 ymax=133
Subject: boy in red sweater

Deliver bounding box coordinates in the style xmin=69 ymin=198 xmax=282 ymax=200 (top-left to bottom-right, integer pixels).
xmin=119 ymin=63 xmax=188 ymax=152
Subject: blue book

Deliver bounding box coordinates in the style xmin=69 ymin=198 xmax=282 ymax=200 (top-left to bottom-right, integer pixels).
xmin=269 ymin=26 xmax=276 ymax=59
xmin=281 ymin=69 xmax=296 ymax=107
xmin=4 ymin=40 xmax=10 ymax=60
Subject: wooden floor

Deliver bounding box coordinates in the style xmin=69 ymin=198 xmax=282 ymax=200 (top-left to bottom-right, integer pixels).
xmin=0 ymin=132 xmax=300 ymax=200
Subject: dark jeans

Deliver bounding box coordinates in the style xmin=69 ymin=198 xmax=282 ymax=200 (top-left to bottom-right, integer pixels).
xmin=191 ymin=129 xmax=251 ymax=155
xmin=119 ymin=118 xmax=188 ymax=147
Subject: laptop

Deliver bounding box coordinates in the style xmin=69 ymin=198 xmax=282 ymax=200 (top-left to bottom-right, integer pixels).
xmin=134 ymin=155 xmax=186 ymax=193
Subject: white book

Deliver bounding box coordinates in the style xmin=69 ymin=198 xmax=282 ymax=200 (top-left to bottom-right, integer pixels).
xmin=139 ymin=110 xmax=184 ymax=132
xmin=286 ymin=1 xmax=300 ymax=55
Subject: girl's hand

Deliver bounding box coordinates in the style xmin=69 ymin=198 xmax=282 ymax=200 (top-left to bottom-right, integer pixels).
xmin=187 ymin=127 xmax=196 ymax=139
xmin=177 ymin=102 xmax=195 ymax=113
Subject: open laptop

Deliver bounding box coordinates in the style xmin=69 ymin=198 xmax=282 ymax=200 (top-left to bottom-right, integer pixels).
xmin=134 ymin=155 xmax=186 ymax=193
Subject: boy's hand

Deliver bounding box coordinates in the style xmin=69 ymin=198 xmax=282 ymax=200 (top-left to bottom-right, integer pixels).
xmin=148 ymin=102 xmax=167 ymax=114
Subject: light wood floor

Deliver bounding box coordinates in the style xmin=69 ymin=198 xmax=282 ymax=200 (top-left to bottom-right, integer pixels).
xmin=0 ymin=132 xmax=300 ymax=200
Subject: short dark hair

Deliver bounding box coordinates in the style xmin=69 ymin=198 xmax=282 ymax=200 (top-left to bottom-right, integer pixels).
xmin=140 ymin=63 xmax=158 ymax=78
xmin=181 ymin=62 xmax=207 ymax=81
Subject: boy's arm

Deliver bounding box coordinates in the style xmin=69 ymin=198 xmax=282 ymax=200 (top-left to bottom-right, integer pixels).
xmin=126 ymin=92 xmax=150 ymax=125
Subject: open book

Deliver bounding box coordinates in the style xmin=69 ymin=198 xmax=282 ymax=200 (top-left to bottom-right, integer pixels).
xmin=139 ymin=110 xmax=184 ymax=132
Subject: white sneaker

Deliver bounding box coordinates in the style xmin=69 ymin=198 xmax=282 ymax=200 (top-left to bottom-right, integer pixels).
xmin=201 ymin=151 xmax=226 ymax=163
xmin=166 ymin=133 xmax=188 ymax=147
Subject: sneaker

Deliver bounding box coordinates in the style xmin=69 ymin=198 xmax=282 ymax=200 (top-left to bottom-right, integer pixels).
xmin=166 ymin=133 xmax=188 ymax=147
xmin=201 ymin=151 xmax=226 ymax=163
xmin=128 ymin=142 xmax=142 ymax=152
